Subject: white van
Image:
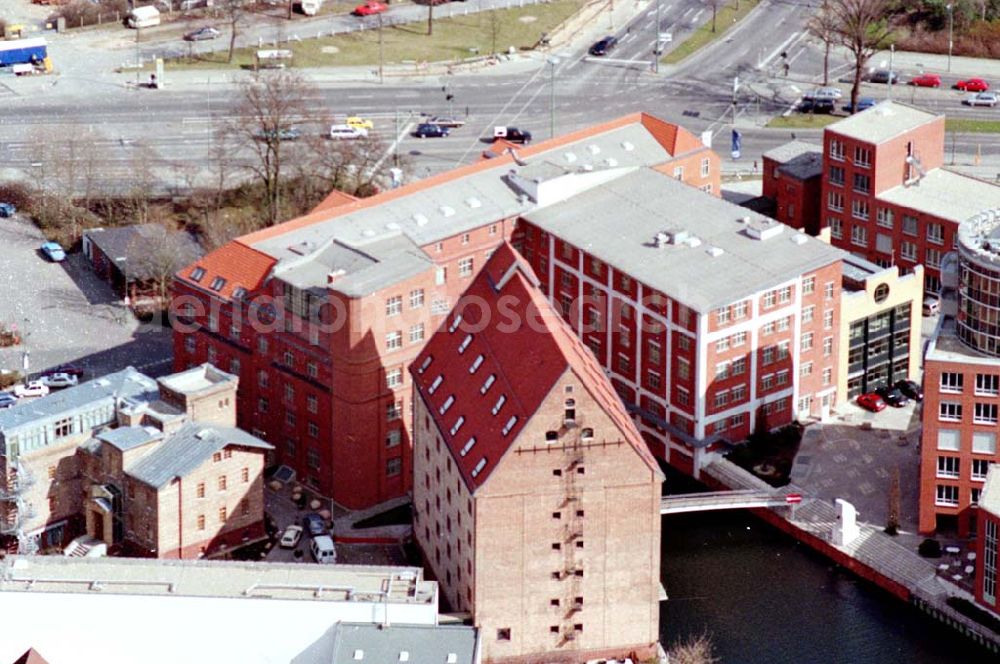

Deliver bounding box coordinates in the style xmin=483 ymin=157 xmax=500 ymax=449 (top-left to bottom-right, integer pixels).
xmin=329 ymin=124 xmax=368 ymax=140
xmin=128 ymin=6 xmax=161 ymax=29
xmin=299 ymin=0 xmax=324 ymax=15
xmin=310 ymin=534 xmax=336 ymax=564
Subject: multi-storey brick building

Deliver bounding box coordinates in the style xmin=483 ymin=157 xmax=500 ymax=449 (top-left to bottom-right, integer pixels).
xmin=761 ymin=141 xmax=824 ymax=236
xmin=171 ymin=113 xmax=719 ymax=509
xmin=762 ymin=101 xmax=1000 ymax=293
xmin=976 ymin=465 xmax=1000 ymax=616
xmin=411 ymin=244 xmax=663 ymax=663
xmin=920 ymin=208 xmax=1000 ymax=536
xmin=0 ymin=364 xmax=271 ymax=557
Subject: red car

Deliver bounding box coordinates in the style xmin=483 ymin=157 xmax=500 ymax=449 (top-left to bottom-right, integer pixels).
xmin=909 ymin=73 xmax=941 ymax=88
xmin=955 ymin=78 xmax=989 ymax=92
xmin=354 ymin=1 xmax=387 ymax=15
xmin=857 ymin=392 xmax=887 ymax=413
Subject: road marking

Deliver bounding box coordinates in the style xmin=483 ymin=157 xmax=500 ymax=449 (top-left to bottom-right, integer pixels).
xmin=691 ymin=9 xmax=704 ymax=23
xmin=757 ymin=31 xmax=802 ymax=71
xmin=347 ymin=94 xmax=375 ymax=99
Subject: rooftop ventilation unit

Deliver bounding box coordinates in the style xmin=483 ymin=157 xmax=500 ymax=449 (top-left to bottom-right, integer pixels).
xmin=621 ymin=141 xmax=634 ymax=151
xmin=706 ymin=246 xmax=724 ymax=257
xmin=327 ymin=269 xmax=346 ymax=285
xmin=439 ymin=205 xmax=455 ymax=217
xmin=579 ymin=164 xmax=594 ymax=172
xmin=791 ymin=234 xmax=808 ymax=245
xmin=740 ymin=216 xmax=752 ymax=224
xmin=465 ymin=197 xmax=482 ymax=209
xmin=195 ymin=429 xmax=212 ymax=440
xmin=385 ymin=222 xmax=400 ymax=231
xmin=412 ymin=213 xmax=429 ymax=226
xmin=605 ymin=157 xmax=618 ymax=167
xmin=685 ymin=235 xmax=702 ymax=248
xmin=362 ymin=229 xmax=376 ymax=238
xmin=587 ymin=144 xmax=601 ymax=155
xmin=654 ymin=229 xmax=691 ymax=248
xmin=564 ymin=152 xmax=577 ymax=163
xmin=744 ymin=218 xmax=784 ymax=241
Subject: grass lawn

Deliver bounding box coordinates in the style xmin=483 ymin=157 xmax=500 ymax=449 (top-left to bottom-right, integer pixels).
xmin=164 ymin=0 xmax=584 ymax=69
xmin=661 ymin=0 xmax=760 ymax=65
xmin=945 ymin=118 xmax=1000 ymax=134
xmin=766 ymin=113 xmax=840 ymax=129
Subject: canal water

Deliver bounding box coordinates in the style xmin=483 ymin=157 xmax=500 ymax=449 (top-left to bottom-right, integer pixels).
xmin=659 ymin=476 xmax=994 ymax=663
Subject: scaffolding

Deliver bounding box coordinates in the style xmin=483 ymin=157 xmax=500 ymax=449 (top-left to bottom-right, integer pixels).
xmin=0 ymin=459 xmax=37 ymax=555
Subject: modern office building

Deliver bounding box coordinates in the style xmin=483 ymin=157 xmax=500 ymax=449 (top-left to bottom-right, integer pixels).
xmin=411 ymin=244 xmax=663 ymax=663
xmin=976 ymin=464 xmax=1000 ymax=617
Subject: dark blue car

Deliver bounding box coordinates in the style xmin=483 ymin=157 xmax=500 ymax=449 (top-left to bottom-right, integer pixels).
xmin=302 ymin=512 xmax=327 ymax=537
xmin=0 ymin=202 xmax=15 ymax=218
xmin=842 ymin=97 xmax=877 ymax=113
xmin=414 ymin=123 xmax=450 ymax=138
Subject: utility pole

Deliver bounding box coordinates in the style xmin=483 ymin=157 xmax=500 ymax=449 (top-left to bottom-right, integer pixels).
xmin=547 ymin=57 xmax=559 ymax=138
xmin=378 ymin=12 xmax=384 ymax=84
xmin=653 ymin=0 xmax=660 ymax=74
xmin=394 ymin=109 xmax=399 ymax=167
xmin=946 ymin=3 xmax=954 ymax=73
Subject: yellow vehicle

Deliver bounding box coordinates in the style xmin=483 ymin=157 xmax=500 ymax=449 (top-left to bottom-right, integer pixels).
xmin=346 ymin=116 xmax=374 ymax=130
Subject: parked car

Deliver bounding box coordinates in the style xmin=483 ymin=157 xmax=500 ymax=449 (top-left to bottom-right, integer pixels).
xmin=895 ymin=379 xmax=924 ymax=402
xmin=14 ymin=381 xmax=50 ymax=398
xmin=353 ymin=1 xmax=387 ymax=15
xmin=843 ymin=97 xmax=877 ymax=113
xmin=493 ymin=126 xmax=532 ymax=144
xmin=804 ymin=86 xmax=843 ymax=101
xmin=310 ymin=534 xmax=337 ymax=564
xmin=857 ymin=392 xmax=887 ymax=412
xmin=426 ymin=116 xmax=465 ymax=128
xmin=0 ymin=202 xmax=15 ymax=218
xmin=279 ymin=524 xmax=303 ymax=549
xmin=346 ymin=116 xmax=374 ymax=130
xmin=875 ymin=385 xmax=910 ymax=408
xmin=302 ymin=512 xmax=327 ymax=537
xmin=43 ymin=364 xmax=85 ymax=378
xmin=40 ymin=242 xmax=66 ymax=262
xmin=328 ymin=124 xmax=368 ymax=140
xmin=797 ymin=98 xmax=835 ymax=114
xmin=39 ymin=372 xmax=78 ymax=389
xmin=955 ymin=78 xmax=989 ymax=92
xmin=869 ymin=69 xmax=899 ymax=84
xmin=413 ymin=123 xmax=450 ymax=138
xmin=588 ymin=36 xmax=618 ymax=56
xmin=254 ymin=126 xmax=302 ymax=141
xmin=922 ymin=296 xmax=940 ymax=316
xmin=964 ymin=91 xmax=999 ymax=107
xmin=0 ymin=393 xmax=17 ymax=409
xmin=183 ymin=26 xmax=220 ymax=41
xmin=909 ymin=73 xmax=942 ymax=88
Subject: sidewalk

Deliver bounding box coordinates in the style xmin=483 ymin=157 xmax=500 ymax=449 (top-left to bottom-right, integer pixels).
xmin=871 ymin=49 xmax=1000 ymax=79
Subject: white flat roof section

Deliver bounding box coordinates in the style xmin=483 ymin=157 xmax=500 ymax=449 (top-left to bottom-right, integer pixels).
xmin=827 ymin=100 xmax=940 ymax=144
xmin=877 ymin=170 xmax=1000 ymax=225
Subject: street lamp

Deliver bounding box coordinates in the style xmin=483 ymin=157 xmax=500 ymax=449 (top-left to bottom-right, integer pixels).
xmin=547 ymin=57 xmax=559 ymax=139
xmin=946 ymin=3 xmax=954 ymax=73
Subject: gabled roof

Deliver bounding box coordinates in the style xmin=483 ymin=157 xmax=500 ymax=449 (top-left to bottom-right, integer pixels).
xmin=410 ymin=243 xmax=658 ymax=492
xmin=126 ymin=422 xmax=272 ymax=488
xmin=84 ymin=224 xmax=203 ymax=281
xmin=177 ymin=241 xmax=276 ymax=301
xmin=12 ymin=649 xmax=49 ymax=664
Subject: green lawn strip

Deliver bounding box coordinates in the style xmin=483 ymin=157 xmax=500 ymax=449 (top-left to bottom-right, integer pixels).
xmin=766 ymin=113 xmax=840 ymax=129
xmin=945 ymin=118 xmax=1000 ymax=134
xmin=161 ymin=1 xmax=583 ymax=70
xmin=661 ymin=0 xmax=760 ymax=65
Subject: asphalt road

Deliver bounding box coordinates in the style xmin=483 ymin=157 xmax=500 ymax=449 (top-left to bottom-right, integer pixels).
xmin=1 ymin=0 xmax=998 ymax=189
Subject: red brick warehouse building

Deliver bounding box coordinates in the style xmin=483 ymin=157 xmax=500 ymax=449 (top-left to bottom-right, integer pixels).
xmin=171 ymin=114 xmax=719 ymax=509
xmin=761 ymin=101 xmax=1000 ymax=293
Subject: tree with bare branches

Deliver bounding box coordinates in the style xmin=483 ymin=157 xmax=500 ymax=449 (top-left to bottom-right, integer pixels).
xmin=226 ymin=70 xmax=315 ymax=226
xmin=307 ymin=133 xmax=408 ymax=199
xmin=828 ymin=0 xmax=895 ymax=113
xmin=220 ymin=0 xmax=246 ymax=63
xmin=702 ymin=0 xmax=725 ymax=33
xmin=806 ymin=0 xmax=838 ymax=86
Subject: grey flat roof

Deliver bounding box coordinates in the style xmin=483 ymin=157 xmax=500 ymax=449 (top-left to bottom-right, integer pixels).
xmin=763 ymin=140 xmax=822 ymax=164
xmin=97 ymin=426 xmax=161 ymax=451
xmin=250 ymin=124 xmax=674 ymax=295
xmin=828 ymin=100 xmax=940 ymax=144
xmin=157 ymin=363 xmax=234 ymax=395
xmin=764 ymin=141 xmax=824 ymax=180
xmin=294 ymin=622 xmax=478 ymax=664
xmin=127 ymin=422 xmax=272 ymax=488
xmin=523 ymin=168 xmax=845 ymax=312
xmin=877 ymin=169 xmax=1000 ymax=225
xmin=84 ymin=224 xmax=203 ymax=281
xmin=0 ymin=367 xmax=158 ymax=439
xmin=0 ymin=555 xmax=436 ymax=605
xmin=981 ymin=465 xmax=1000 ymax=516
xmin=925 ymin=315 xmax=999 ymax=366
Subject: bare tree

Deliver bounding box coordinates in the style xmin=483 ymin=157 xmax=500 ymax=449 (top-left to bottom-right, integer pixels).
xmin=220 ymin=0 xmax=246 ymax=63
xmin=487 ymin=8 xmax=502 ymax=55
xmin=885 ymin=465 xmax=900 ymax=536
xmin=806 ymin=0 xmax=838 ymax=86
xmin=126 ymin=224 xmax=201 ymax=305
xmin=227 ymin=70 xmax=315 ymax=226
xmin=668 ymin=632 xmax=719 ymax=664
xmin=829 ymin=0 xmax=895 ymax=113
xmin=308 ymin=133 xmax=409 ymax=198
xmin=702 ymin=0 xmax=724 ymax=33
xmin=427 ymin=0 xmax=435 ymax=36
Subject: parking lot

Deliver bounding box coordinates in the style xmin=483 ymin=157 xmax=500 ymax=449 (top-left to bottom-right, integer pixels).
xmin=0 ymin=216 xmax=173 ymax=383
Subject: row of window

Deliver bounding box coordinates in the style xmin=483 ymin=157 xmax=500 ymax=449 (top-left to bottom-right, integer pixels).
xmin=939 ymin=372 xmax=1000 ymax=395
xmin=934 ymin=484 xmax=982 ymax=507
xmin=709 ymin=412 xmax=747 ymax=434
xmin=936 ymin=456 xmax=992 ymax=480
xmin=195 ymin=500 xmax=251 ymax=530
xmin=828 ymin=139 xmax=870 ymax=167
xmin=938 ymin=402 xmax=999 ymax=424
xmin=386 ymin=324 xmax=426 ymax=351
xmin=936 ymin=428 xmax=998 ymax=454
xmin=193 ymin=469 xmax=250 ymax=497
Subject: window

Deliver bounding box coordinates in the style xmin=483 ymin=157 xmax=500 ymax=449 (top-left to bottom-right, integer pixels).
xmin=973 ymin=459 xmax=990 ymax=481
xmin=212 ymin=452 xmax=222 ymax=463
xmin=714 ymin=390 xmax=729 ymax=408
xmin=733 ymin=301 xmax=748 ymax=320
xmin=197 ymin=515 xmax=206 ymax=530
xmin=974 ymin=403 xmax=998 ymax=424
xmin=190 ymin=267 xmax=206 ymax=282
xmin=778 ymin=369 xmax=791 ymax=384
xmin=241 ymin=467 xmax=250 ymax=483
xmin=218 ymin=475 xmax=227 ymax=491
xmin=937 ymin=429 xmax=960 ymax=451
xmin=853 ymin=146 xmax=871 ymax=167
xmin=823 ymin=367 xmax=832 ymax=385
xmin=732 ymin=357 xmax=746 ymax=375
xmin=829 ymin=165 xmax=844 ymax=186
xmin=258 ymin=397 xmax=269 ymax=413
xmin=761 ymin=374 xmax=774 ymax=390
xmin=777 ymin=341 xmax=790 ymax=359
xmin=677 ymin=386 xmax=690 ymax=406
xmin=647 ymin=340 xmax=662 ymax=364
xmin=491 ymin=395 xmax=507 ymax=416
xmin=409 ymin=324 xmax=425 ymax=344
xmin=853 ymin=173 xmax=870 ymax=194
xmin=283 ymin=383 xmax=295 ymax=403
xmin=899 ymin=241 xmax=917 ymax=261
xmin=678 ymin=358 xmax=690 ymax=381
xmin=829 ymin=139 xmax=844 ymax=161
xmin=385 ymin=457 xmax=402 ymax=477
xmin=307 ymin=394 xmax=318 ymax=414
xmin=502 ymin=416 xmax=518 ymax=436
xmin=939 ymin=402 xmax=962 ymax=422
xmin=976 ymin=374 xmax=1000 ymax=395
xmin=828 ymin=191 xmax=843 ymax=212
xmin=679 ymin=335 xmax=691 ymax=351
xmin=902 ymin=215 xmax=918 ymax=236
xmin=715 ymin=362 xmax=729 ymax=380
xmin=717 ymin=307 xmax=730 ymax=324
xmin=937 ymin=456 xmax=960 ymax=478
xmin=716 ymin=338 xmax=730 ymax=353
xmin=876 ymin=208 xmax=894 ymax=229
xmin=801 ymin=332 xmax=814 ymax=351
xmin=940 ymin=372 xmax=963 ymax=393
xmin=257 ymin=337 xmax=268 ymax=354
xmin=803 ymin=306 xmax=815 ymax=324
xmin=973 ymin=431 xmax=997 ymax=454
xmin=440 ymin=395 xmax=455 ymax=415
xmin=927 ymin=223 xmax=944 ymax=245
xmin=673 ymin=165 xmax=684 ymax=179
xmin=386 ymin=331 xmax=402 ymax=351
xmin=799 ymin=363 xmax=812 ymax=378
xmin=733 ymin=331 xmax=747 ymax=346
xmin=647 ymin=371 xmax=661 ymax=390
xmin=497 ymin=629 xmax=511 ymax=642
xmin=196 ymin=482 xmax=205 ymax=498
xmin=387 ymin=401 xmax=402 ymax=421
xmin=387 ymin=368 xmax=403 ymax=389
xmin=824 ymin=310 xmax=834 ymax=329
xmin=763 ymin=291 xmax=776 ymax=309
xmin=700 ymin=157 xmax=710 ymax=177
xmin=732 ymin=385 xmax=746 ymax=401
xmin=851 ymin=200 xmax=869 ymax=222
xmin=285 ymin=411 xmax=296 ymax=426
xmin=763 ymin=346 xmax=775 ymax=365
xmin=308 ymin=422 xmax=320 ymax=437
xmin=218 ymin=506 xmax=228 ymax=523
xmin=935 ymin=485 xmax=959 ymax=507
xmin=386 ymin=296 xmax=402 ymax=316
xmin=459 ymin=257 xmax=474 ymax=277
xmin=481 ymin=374 xmax=496 ymax=394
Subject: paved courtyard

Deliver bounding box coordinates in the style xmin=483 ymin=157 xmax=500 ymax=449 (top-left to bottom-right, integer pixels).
xmin=0 ymin=216 xmax=173 ymax=382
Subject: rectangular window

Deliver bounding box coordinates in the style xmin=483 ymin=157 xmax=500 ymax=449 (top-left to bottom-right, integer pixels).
xmin=940 ymin=372 xmax=963 ymax=393
xmin=973 ymin=459 xmax=990 ymax=481
xmin=732 ymin=385 xmax=746 ymax=401
xmin=828 ymin=165 xmax=844 ymax=186
xmin=677 ymin=386 xmax=690 ymax=406
xmin=935 ymin=485 xmax=959 ymax=507
xmin=803 ymin=276 xmax=815 ymax=294
xmin=900 ymin=241 xmax=918 ymax=261
xmin=733 ymin=331 xmax=747 ymax=346
xmin=927 ymin=223 xmax=944 ymax=245
xmin=778 ymin=287 xmax=791 ymax=304
xmin=829 ymin=217 xmax=843 ymax=239
xmin=218 ymin=506 xmax=228 ymax=523
xmin=778 ymin=369 xmax=791 ymax=384
xmin=197 ymin=515 xmax=205 ymax=530
xmin=647 ymin=340 xmax=661 ymax=364
xmin=802 ymin=306 xmax=815 ymax=324
xmin=387 ymin=401 xmax=402 ymax=421
xmin=716 ymin=338 xmax=730 ymax=353
xmin=974 ymin=403 xmax=998 ymax=424
xmin=777 ymin=341 xmax=790 ymax=359
xmin=763 ymin=346 xmax=775 ymax=365
xmin=307 ymin=395 xmax=318 ymax=414
xmin=715 ymin=362 xmax=730 ymax=380
xmin=734 ymin=301 xmax=748 ymax=319
xmin=939 ymin=402 xmax=962 ymax=422
xmin=853 ymin=146 xmax=871 ymax=167
xmin=386 ymin=296 xmax=402 ymax=316
xmin=410 ymin=289 xmax=424 ymax=309
xmin=829 ymin=139 xmax=844 ymax=161
xmin=850 ymin=225 xmax=868 ymax=249
xmin=976 ymin=374 xmax=999 ymax=395
xmin=902 ymin=215 xmax=918 ymax=236
xmin=925 ymin=248 xmax=942 ymax=268
xmin=973 ymin=431 xmax=997 ymax=454
xmin=459 ymin=257 xmax=474 ymax=277
xmin=714 ymin=390 xmax=729 ymax=408
xmin=761 ymin=374 xmax=774 ymax=390
xmin=799 ymin=363 xmax=812 ymax=378
xmin=717 ymin=307 xmax=730 ymax=325
xmin=386 ymin=331 xmax=402 ymax=351
xmin=763 ymin=291 xmax=776 ymax=309
xmin=409 ymin=324 xmax=425 ymax=344
xmin=308 ymin=422 xmax=320 ymax=437
xmin=732 ymin=357 xmax=747 ymax=375
xmin=937 ymin=429 xmax=960 ymax=451
xmin=851 ymin=200 xmax=869 ymax=222
xmin=386 ymin=368 xmax=403 ymax=389
xmin=876 ymin=207 xmax=894 ymax=228
xmin=823 ymin=367 xmax=832 ymax=385
xmin=700 ymin=157 xmax=710 ymax=177
xmin=853 ymin=173 xmax=870 ymax=194
xmin=937 ymin=456 xmax=960 ymax=479
xmin=678 ymin=358 xmax=690 ymax=381
xmin=801 ymin=332 xmax=814 ymax=351
xmin=827 ymin=191 xmax=843 ymax=212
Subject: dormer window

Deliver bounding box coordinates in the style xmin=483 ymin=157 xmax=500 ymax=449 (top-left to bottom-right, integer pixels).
xmin=210 ymin=277 xmax=227 ymax=292
xmin=232 ymin=286 xmax=247 ymax=299
xmin=448 ymin=314 xmax=463 ymax=333
xmin=440 ymin=395 xmax=455 ymax=415
xmin=458 ymin=334 xmax=473 ymax=354
xmin=481 ymin=374 xmax=495 ymax=394
xmin=491 ymin=395 xmax=506 ymax=416
xmin=190 ymin=267 xmax=206 ymax=282
xmin=469 ymin=354 xmax=484 ymax=373
xmin=429 ymin=375 xmax=443 ymax=394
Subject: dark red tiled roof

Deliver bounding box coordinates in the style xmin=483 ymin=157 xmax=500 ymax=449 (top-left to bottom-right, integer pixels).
xmin=175 ymin=241 xmax=276 ymax=300
xmin=311 ymin=189 xmax=358 ymax=214
xmin=410 ymin=243 xmax=658 ymax=492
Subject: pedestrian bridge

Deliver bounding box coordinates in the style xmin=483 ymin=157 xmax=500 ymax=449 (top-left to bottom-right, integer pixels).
xmin=660 ymin=490 xmax=797 ymax=515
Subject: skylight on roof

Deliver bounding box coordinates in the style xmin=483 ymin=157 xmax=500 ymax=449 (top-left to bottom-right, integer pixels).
xmin=413 ymin=213 xmax=429 ymax=226
xmin=480 ymin=374 xmax=495 ymax=394
xmin=491 ymin=394 xmax=506 ymax=416
xmin=429 ymin=375 xmax=443 ymax=394
xmin=621 ymin=141 xmax=634 ymax=151
xmin=439 ymin=205 xmax=455 ymax=217
xmin=587 ymin=144 xmax=601 ymax=155
xmin=460 ymin=437 xmax=476 ymax=457
xmin=450 ymin=416 xmax=465 ymax=436
xmin=190 ymin=267 xmax=206 ymax=282
xmin=465 ymin=197 xmax=482 ymax=209
xmin=458 ymin=334 xmax=473 ymax=354
xmin=232 ymin=286 xmax=247 ymax=299
xmin=440 ymin=394 xmax=455 ymax=415
xmin=501 ymin=415 xmax=517 ymax=436
xmin=471 ymin=457 xmax=488 ymax=478
xmin=418 ymin=355 xmax=433 ymax=374
xmin=449 ymin=314 xmax=463 ymax=333
xmin=469 ymin=355 xmax=484 ymax=373
xmin=210 ymin=277 xmax=227 ymax=292
xmin=564 ymin=152 xmax=577 ymax=163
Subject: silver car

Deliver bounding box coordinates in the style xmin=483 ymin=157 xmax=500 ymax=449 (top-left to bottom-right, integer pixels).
xmin=964 ymin=92 xmax=998 ymax=107
xmin=805 ymin=86 xmax=843 ymax=101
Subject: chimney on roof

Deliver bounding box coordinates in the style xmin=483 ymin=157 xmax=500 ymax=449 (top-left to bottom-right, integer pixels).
xmin=327 ymin=269 xmax=346 ymax=285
